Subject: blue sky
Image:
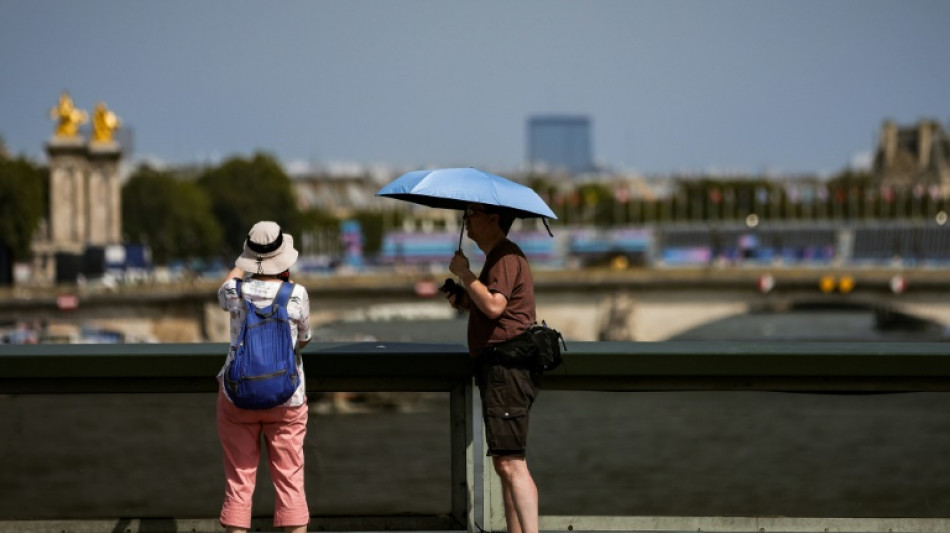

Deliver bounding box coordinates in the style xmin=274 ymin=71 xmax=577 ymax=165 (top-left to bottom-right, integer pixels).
xmin=1 ymin=0 xmax=948 ymax=176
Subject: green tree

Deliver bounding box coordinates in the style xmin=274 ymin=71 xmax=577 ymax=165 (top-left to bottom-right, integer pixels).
xmin=574 ymin=182 xmax=614 ymax=226
xmin=299 ymin=207 xmax=338 ymax=231
xmin=197 ymin=153 xmax=300 ymax=256
xmin=0 ymin=154 xmax=47 ymax=260
xmin=122 ymin=165 xmax=222 ymax=264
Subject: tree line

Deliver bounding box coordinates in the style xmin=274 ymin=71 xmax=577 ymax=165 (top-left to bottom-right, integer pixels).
xmin=119 ymin=153 xmax=390 ymax=265
xmin=0 ymin=138 xmax=945 ymax=268
xmin=0 ymin=148 xmax=370 ymax=266
xmin=0 ymin=137 xmax=47 ymax=264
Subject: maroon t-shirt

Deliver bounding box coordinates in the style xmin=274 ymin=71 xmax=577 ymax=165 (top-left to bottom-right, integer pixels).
xmin=467 ymin=239 xmax=536 ymax=356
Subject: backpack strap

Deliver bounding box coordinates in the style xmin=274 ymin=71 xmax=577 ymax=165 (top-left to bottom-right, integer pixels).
xmin=236 ymin=279 xmax=293 ymax=309
xmin=274 ymin=281 xmax=294 ymax=308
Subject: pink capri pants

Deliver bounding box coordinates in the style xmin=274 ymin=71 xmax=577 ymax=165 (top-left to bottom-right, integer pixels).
xmin=216 ymin=390 xmax=310 ymax=529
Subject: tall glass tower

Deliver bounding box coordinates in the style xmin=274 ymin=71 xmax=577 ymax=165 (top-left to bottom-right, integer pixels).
xmin=527 ymin=115 xmax=593 ymax=174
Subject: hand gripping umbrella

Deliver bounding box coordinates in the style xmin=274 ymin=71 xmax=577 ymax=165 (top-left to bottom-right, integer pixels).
xmin=376 ymin=167 xmax=557 ymax=250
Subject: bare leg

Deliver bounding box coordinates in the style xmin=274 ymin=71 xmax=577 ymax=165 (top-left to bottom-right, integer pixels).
xmin=502 ymin=483 xmax=522 ymax=533
xmin=493 ymin=456 xmax=538 ymax=533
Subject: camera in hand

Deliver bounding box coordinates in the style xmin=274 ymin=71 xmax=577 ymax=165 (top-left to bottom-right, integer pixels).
xmin=440 ymin=278 xmax=465 ymax=299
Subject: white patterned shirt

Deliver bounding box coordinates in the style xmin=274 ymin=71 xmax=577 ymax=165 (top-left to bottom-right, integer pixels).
xmin=217 ymin=277 xmax=312 ymax=407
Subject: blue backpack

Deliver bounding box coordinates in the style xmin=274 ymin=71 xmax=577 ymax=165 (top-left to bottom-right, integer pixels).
xmin=224 ymin=280 xmax=299 ymax=410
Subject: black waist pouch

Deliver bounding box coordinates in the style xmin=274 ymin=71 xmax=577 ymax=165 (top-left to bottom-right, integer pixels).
xmin=485 ymin=321 xmax=565 ymax=372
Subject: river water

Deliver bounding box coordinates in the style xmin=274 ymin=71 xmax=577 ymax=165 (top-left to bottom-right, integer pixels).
xmin=311 ymin=308 xmax=950 ymax=343
xmin=4 ymin=309 xmax=950 ymax=522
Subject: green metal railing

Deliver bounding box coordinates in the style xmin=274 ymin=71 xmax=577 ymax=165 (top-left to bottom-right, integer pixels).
xmin=3 ymin=341 xmax=950 ymax=533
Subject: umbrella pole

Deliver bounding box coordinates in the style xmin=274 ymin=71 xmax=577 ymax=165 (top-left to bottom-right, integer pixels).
xmin=457 ymin=220 xmax=464 ymax=252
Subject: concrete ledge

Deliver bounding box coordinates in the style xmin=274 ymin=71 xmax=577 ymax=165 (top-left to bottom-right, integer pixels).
xmin=541 ymin=515 xmax=950 ymax=532
xmin=0 ymin=514 xmax=463 ymax=533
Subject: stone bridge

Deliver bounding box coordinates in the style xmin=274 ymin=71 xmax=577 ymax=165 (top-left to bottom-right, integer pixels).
xmin=1 ymin=267 xmax=948 ymax=343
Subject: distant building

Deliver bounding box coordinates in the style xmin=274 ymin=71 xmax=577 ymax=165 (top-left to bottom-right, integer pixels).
xmin=292 ymin=173 xmax=386 ymax=218
xmin=873 ymin=119 xmax=950 ymax=190
xmin=527 ymin=115 xmax=594 ymax=175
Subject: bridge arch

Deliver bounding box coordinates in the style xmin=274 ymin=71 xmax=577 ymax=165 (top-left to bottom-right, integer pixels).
xmin=537 ymin=290 xmax=950 ymax=342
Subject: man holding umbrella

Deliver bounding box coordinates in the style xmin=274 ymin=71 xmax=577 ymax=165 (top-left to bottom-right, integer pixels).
xmin=446 ymin=202 xmax=541 ymax=533
xmin=377 ymin=167 xmax=555 ymax=533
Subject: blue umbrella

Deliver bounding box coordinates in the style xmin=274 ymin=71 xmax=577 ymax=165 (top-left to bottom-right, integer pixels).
xmin=377 ymin=167 xmax=557 ymax=220
xmin=377 ymin=168 xmax=557 ymax=250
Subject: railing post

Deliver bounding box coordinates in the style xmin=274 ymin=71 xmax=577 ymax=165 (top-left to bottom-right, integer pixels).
xmin=482 ymin=449 xmax=505 ymax=532
xmin=450 ymin=377 xmax=476 ymax=531
xmin=476 ymin=391 xmax=506 ymax=533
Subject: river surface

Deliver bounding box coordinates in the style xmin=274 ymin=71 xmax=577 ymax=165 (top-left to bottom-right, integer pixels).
xmin=311 ymin=308 xmax=950 ymax=343
xmin=4 ymin=309 xmax=950 ymax=522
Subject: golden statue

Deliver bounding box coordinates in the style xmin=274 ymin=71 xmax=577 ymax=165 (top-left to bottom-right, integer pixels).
xmin=92 ymin=101 xmax=121 ymax=143
xmin=49 ymin=91 xmax=88 ymax=138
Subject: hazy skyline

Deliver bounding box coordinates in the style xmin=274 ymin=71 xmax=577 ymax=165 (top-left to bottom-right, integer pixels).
xmin=2 ymin=0 xmax=949 ymax=176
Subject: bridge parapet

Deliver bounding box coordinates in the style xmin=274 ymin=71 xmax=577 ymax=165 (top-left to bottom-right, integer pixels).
xmin=3 ymin=341 xmax=950 ymax=533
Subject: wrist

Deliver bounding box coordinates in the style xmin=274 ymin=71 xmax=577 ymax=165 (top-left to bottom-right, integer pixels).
xmin=459 ymin=271 xmax=477 ymax=287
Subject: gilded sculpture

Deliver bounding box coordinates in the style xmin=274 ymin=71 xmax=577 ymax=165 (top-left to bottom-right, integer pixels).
xmin=49 ymin=91 xmax=88 ymax=138
xmin=92 ymin=101 xmax=121 ymax=143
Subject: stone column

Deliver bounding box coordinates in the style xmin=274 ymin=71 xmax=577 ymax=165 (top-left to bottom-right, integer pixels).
xmin=44 ymin=137 xmax=88 ymax=253
xmin=87 ymin=141 xmax=123 ymax=245
xmin=36 ymin=137 xmax=123 ymax=285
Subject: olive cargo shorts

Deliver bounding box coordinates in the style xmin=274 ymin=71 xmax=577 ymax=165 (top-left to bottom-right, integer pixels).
xmin=476 ymin=361 xmax=541 ymax=456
